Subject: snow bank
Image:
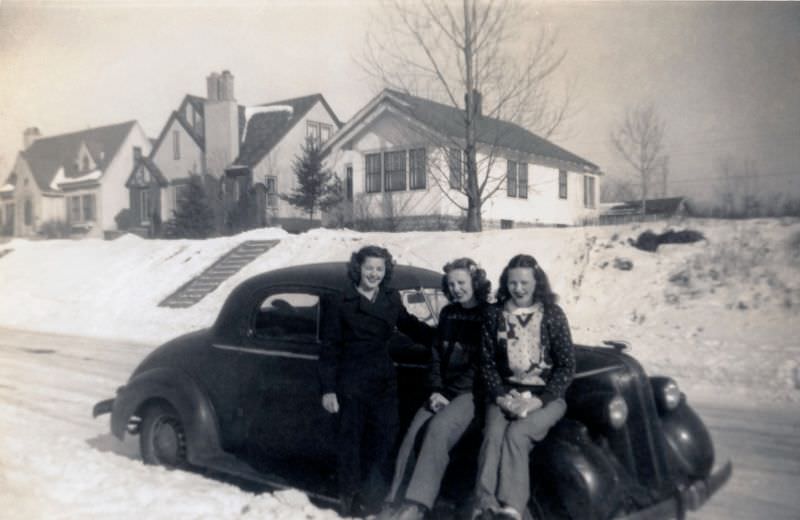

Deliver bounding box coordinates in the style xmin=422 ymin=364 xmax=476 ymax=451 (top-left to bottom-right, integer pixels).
xmin=0 ymin=219 xmax=798 ymax=404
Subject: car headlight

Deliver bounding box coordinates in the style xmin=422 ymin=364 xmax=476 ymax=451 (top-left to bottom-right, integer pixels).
xmin=607 ymin=396 xmax=628 ymax=429
xmin=651 ymin=376 xmax=682 ymax=413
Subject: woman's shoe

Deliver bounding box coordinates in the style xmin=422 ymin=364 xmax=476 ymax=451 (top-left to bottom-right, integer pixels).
xmin=390 ymin=501 xmax=428 ymax=520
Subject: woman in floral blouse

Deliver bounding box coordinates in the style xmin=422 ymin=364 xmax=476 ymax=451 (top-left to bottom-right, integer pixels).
xmin=473 ymin=254 xmax=575 ymax=520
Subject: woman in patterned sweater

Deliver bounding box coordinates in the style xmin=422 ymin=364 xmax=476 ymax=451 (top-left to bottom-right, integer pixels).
xmin=473 ymin=254 xmax=575 ymax=520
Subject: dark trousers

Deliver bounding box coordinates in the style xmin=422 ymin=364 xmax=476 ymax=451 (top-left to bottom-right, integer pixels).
xmin=337 ymin=378 xmax=399 ymax=507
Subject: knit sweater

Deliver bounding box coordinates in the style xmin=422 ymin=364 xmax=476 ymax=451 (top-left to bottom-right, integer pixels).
xmin=480 ymin=302 xmax=575 ymax=405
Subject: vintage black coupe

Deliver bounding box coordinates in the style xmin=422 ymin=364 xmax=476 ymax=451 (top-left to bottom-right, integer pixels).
xmin=94 ymin=262 xmax=731 ymax=519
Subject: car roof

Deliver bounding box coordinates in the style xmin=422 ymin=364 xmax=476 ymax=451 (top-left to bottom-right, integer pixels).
xmin=237 ymin=262 xmax=442 ymax=291
xmin=212 ymin=262 xmax=442 ymax=342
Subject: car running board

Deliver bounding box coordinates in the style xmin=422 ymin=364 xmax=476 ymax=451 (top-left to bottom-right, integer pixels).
xmin=195 ymin=453 xmax=340 ymax=506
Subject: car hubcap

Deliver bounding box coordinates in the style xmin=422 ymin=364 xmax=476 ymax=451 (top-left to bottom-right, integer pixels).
xmin=153 ymin=417 xmax=184 ymax=465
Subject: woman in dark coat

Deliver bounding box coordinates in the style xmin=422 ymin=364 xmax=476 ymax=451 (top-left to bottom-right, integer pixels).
xmin=319 ymin=245 xmax=433 ymax=517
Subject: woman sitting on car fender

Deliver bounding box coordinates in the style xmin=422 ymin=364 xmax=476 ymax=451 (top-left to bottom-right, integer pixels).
xmin=380 ymin=258 xmax=491 ymax=520
xmin=319 ymin=245 xmax=433 ymax=517
xmin=474 ymin=254 xmax=576 ymax=520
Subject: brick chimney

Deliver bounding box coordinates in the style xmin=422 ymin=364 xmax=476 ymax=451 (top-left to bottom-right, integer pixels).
xmin=23 ymin=127 xmax=41 ymax=149
xmin=203 ymin=71 xmax=239 ymax=178
xmin=206 ymin=72 xmax=220 ymax=101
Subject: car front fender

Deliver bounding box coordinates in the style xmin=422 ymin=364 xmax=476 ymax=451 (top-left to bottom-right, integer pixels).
xmin=658 ymin=396 xmax=714 ymax=479
xmin=533 ymin=419 xmax=623 ymax=520
xmin=110 ymin=366 xmax=225 ymax=465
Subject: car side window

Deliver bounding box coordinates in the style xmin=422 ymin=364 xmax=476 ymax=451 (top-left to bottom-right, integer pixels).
xmin=400 ymin=288 xmax=449 ymax=327
xmin=254 ymin=292 xmax=320 ymax=342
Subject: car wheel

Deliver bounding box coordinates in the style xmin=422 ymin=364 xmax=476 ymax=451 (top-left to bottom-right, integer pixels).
xmin=139 ymin=402 xmax=188 ymax=468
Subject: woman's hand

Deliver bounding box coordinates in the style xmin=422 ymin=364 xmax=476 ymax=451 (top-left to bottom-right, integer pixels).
xmin=508 ymin=395 xmax=542 ymax=418
xmin=322 ymin=392 xmax=340 ymax=413
xmin=497 ymin=391 xmax=542 ymax=419
xmin=427 ymin=392 xmax=450 ymax=413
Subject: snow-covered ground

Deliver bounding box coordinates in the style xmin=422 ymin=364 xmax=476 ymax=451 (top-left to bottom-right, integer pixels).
xmin=0 ymin=218 xmax=798 ymax=519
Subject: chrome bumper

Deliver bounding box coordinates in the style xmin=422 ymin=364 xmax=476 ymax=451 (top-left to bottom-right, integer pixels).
xmin=620 ymin=459 xmax=733 ymax=519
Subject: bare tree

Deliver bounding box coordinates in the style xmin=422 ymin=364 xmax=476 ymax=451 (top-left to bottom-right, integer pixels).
xmin=610 ymin=102 xmax=668 ymax=214
xmin=713 ymin=155 xmax=763 ymax=217
xmin=600 ymin=174 xmax=637 ymax=203
xmin=362 ymin=0 xmax=572 ymax=231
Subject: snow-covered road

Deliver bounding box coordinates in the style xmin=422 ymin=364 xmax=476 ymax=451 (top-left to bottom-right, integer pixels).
xmin=1 ymin=327 xmax=798 ymax=520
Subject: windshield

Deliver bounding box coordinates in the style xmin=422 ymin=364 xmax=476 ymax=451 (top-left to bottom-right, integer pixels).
xmin=400 ymin=288 xmax=449 ymax=326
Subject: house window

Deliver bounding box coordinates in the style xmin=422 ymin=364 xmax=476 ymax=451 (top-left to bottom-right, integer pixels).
xmin=365 ymin=153 xmax=382 ymax=193
xmin=448 ymin=148 xmax=463 ymax=190
xmin=82 ymin=156 xmax=90 ymax=172
xmin=584 ymin=175 xmax=596 ymax=208
xmin=507 ymin=160 xmax=518 ymax=197
xmin=172 ymin=130 xmax=180 ymax=160
xmin=82 ymin=194 xmax=96 ymax=221
xmin=140 ymin=190 xmax=151 ymax=224
xmin=306 ymin=121 xmax=334 ymax=145
xmin=345 ymin=165 xmax=353 ymax=201
xmin=133 ymin=146 xmax=142 ymax=160
xmin=5 ymin=204 xmax=14 ymax=230
xmin=23 ymin=199 xmax=32 ymax=226
xmin=559 ymin=169 xmax=568 ymax=199
xmin=265 ymin=176 xmax=278 ymax=208
xmin=384 ymin=150 xmax=407 ymax=192
xmin=409 ymin=149 xmax=426 ymax=190
xmin=68 ymin=196 xmax=81 ymax=223
xmin=518 ymin=162 xmax=529 ymax=199
xmin=174 ymin=183 xmax=189 ymax=207
xmin=232 ymin=178 xmax=241 ymax=202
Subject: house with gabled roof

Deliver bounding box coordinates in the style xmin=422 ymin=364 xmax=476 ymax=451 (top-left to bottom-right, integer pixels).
xmin=126 ymin=71 xmax=341 ymax=234
xmin=1 ymin=121 xmax=151 ymax=238
xmin=322 ymin=89 xmax=601 ymax=229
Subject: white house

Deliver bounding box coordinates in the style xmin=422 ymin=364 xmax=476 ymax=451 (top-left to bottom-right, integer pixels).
xmin=1 ymin=121 xmax=151 ymax=238
xmin=126 ymin=71 xmax=341 ymax=234
xmin=322 ymin=89 xmax=601 ymax=229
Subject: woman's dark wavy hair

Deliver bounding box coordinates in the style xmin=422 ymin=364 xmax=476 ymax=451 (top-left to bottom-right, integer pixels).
xmin=496 ymin=254 xmax=558 ymax=306
xmin=347 ymin=245 xmax=395 ymax=287
xmin=441 ymin=257 xmax=491 ymax=304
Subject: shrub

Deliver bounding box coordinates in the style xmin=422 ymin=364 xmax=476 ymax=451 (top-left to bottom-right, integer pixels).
xmin=114 ymin=208 xmax=133 ymax=231
xmin=38 ymin=219 xmax=71 ymax=239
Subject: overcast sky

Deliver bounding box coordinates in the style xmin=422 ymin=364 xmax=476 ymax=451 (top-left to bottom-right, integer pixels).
xmin=1 ymin=0 xmax=798 ymax=204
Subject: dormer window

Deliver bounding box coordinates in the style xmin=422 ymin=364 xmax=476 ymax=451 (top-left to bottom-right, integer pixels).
xmin=306 ymin=121 xmax=333 ymax=146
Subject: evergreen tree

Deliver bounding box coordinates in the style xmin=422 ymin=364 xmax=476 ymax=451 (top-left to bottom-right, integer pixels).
xmin=165 ymin=174 xmax=215 ymax=238
xmin=281 ymin=137 xmax=342 ymax=221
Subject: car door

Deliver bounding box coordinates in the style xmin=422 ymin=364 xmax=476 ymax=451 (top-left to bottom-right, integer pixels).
xmin=239 ymin=286 xmax=339 ymax=482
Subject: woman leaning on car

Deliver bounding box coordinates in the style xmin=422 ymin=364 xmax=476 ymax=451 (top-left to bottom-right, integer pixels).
xmin=319 ymin=245 xmax=434 ymax=517
xmin=379 ymin=257 xmax=491 ymax=520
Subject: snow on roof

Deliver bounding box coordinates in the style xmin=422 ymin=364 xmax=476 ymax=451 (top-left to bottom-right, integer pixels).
xmin=50 ymin=166 xmax=102 ymax=190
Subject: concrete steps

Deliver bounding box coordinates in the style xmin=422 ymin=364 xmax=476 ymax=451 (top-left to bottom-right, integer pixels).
xmin=159 ymin=239 xmax=279 ymax=308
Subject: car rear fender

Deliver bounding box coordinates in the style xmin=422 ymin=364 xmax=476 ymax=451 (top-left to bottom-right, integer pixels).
xmin=533 ymin=419 xmax=623 ymax=520
xmin=111 ymin=366 xmax=225 ymax=464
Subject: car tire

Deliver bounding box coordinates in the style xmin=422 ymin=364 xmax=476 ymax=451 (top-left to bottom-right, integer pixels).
xmin=139 ymin=402 xmax=188 ymax=468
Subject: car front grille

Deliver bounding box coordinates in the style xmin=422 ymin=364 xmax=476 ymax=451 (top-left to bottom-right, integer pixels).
xmin=605 ymin=354 xmax=677 ymax=503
